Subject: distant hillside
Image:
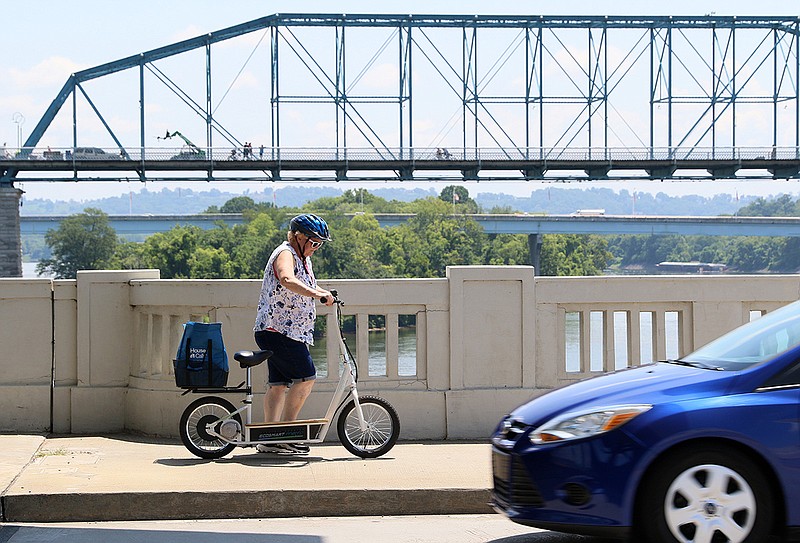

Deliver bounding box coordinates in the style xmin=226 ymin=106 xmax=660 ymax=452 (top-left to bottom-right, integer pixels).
xmin=478 ymin=188 xmax=756 ymax=216
xmin=21 ymin=184 xmax=758 ymax=217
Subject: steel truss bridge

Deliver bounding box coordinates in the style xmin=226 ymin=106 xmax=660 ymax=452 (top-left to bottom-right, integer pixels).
xmin=3 ymin=14 xmax=800 ymax=186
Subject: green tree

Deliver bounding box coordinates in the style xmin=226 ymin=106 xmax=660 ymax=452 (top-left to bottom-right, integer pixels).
xmin=218 ymin=195 xmax=258 ymax=213
xmin=539 ymin=234 xmax=611 ymax=276
xmin=37 ymin=208 xmax=118 ymax=279
xmin=439 ymin=185 xmax=479 ymax=213
xmin=22 ymin=235 xmax=49 ymax=262
xmin=228 ymin=213 xmax=285 ymax=278
xmin=737 ymin=194 xmax=799 ymax=217
xmin=391 ymin=198 xmax=487 ymax=277
xmin=136 ymin=226 xmax=201 ymax=278
xmin=108 ymin=240 xmax=146 ymax=270
xmin=189 ymin=246 xmax=236 ymax=278
xmin=724 ymin=237 xmax=778 ymax=272
xmin=204 ymin=196 xmax=275 ymax=214
xmin=303 ymin=189 xmax=402 ymax=214
xmin=607 ymin=234 xmax=691 ymax=267
xmin=486 ymin=234 xmax=529 ymax=265
xmin=313 ymin=213 xmax=395 ymax=278
xmin=488 ymin=205 xmax=516 ymax=214
xmin=775 ymin=238 xmax=800 ymax=272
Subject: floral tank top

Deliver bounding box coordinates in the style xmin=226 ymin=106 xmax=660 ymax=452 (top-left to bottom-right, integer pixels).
xmin=253 ymin=242 xmax=317 ymax=345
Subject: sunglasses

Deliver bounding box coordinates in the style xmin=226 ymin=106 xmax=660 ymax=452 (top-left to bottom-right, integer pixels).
xmin=308 ymin=239 xmax=325 ymax=249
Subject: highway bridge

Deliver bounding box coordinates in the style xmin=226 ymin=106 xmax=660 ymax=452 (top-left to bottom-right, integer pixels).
xmin=21 ymin=213 xmax=800 ymax=238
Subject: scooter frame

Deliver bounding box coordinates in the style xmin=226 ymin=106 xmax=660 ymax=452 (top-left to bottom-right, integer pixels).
xmin=178 ymin=290 xmax=400 ymax=459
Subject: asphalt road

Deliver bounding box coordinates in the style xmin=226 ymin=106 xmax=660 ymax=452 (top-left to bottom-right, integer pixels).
xmin=0 ymin=515 xmax=620 ymax=543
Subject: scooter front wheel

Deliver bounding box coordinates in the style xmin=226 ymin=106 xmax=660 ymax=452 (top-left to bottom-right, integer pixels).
xmin=179 ymin=396 xmax=241 ymax=459
xmin=337 ymin=395 xmax=400 ymax=458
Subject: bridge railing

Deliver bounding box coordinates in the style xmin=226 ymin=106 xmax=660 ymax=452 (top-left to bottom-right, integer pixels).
xmin=533 ymin=275 xmax=795 ymax=388
xmin=3 ymin=268 xmax=800 ymax=439
xmin=4 ymin=146 xmax=800 ymax=163
xmin=129 ymin=279 xmax=433 ymax=394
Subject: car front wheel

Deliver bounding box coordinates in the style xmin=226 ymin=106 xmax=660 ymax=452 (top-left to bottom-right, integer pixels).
xmin=638 ymin=445 xmax=774 ymax=543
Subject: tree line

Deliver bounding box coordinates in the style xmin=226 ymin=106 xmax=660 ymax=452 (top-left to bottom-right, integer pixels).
xmin=36 ymin=187 xmax=611 ymax=279
xmin=608 ymin=194 xmax=800 ymax=273
xmin=36 ymin=189 xmax=800 ymax=280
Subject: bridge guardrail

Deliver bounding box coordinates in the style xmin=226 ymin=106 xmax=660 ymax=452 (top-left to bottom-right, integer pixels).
xmin=4 ymin=146 xmax=800 ymax=162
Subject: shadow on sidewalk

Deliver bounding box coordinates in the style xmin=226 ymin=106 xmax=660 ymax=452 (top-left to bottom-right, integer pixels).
xmin=0 ymin=526 xmax=322 ymax=543
xmin=489 ymin=533 xmax=619 ymax=542
xmin=45 ymin=433 xmax=181 ymax=445
xmin=155 ymin=453 xmax=393 ymax=468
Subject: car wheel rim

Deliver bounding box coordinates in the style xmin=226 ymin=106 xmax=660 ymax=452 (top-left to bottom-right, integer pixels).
xmin=664 ymin=463 xmax=756 ymax=543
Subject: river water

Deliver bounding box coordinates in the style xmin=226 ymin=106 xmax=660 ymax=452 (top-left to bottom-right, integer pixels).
xmin=565 ymin=311 xmax=680 ymax=372
xmin=309 ymin=327 xmax=418 ymax=377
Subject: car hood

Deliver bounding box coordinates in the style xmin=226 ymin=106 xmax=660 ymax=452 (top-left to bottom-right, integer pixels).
xmin=512 ymin=362 xmax=737 ymax=426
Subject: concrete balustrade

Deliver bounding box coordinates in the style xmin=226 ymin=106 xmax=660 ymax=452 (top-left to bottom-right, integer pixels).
xmin=1 ymin=267 xmax=798 ymax=440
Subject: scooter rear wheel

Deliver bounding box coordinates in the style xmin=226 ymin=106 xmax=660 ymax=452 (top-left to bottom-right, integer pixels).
xmin=179 ymin=396 xmax=241 ymax=459
xmin=337 ymin=395 xmax=400 ymax=458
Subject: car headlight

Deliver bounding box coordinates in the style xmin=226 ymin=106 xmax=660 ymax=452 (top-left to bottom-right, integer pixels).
xmin=529 ymin=404 xmax=652 ymax=445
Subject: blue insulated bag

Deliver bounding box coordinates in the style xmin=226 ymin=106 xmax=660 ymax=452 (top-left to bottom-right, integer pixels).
xmin=174 ymin=321 xmax=229 ymax=388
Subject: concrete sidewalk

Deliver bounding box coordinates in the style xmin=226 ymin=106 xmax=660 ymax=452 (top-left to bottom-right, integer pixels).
xmin=0 ymin=435 xmax=493 ymax=523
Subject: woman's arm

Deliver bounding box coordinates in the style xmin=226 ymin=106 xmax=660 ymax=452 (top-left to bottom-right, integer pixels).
xmin=273 ymin=250 xmax=333 ymax=304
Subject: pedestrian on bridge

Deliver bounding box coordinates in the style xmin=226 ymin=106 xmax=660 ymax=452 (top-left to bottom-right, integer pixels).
xmin=252 ymin=214 xmax=334 ymax=454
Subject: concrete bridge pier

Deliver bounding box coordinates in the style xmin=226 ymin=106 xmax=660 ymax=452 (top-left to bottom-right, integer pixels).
xmin=0 ymin=185 xmax=23 ymax=277
xmin=528 ymin=233 xmax=541 ymax=274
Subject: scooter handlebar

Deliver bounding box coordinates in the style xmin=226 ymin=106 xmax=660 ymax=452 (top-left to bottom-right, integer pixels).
xmin=320 ymin=289 xmax=339 ymax=305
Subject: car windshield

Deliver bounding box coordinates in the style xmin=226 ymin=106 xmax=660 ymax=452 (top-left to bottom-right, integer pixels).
xmin=681 ymin=300 xmax=800 ymax=371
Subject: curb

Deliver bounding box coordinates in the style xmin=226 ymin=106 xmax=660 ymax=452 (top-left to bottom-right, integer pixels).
xmin=2 ymin=489 xmax=493 ymax=522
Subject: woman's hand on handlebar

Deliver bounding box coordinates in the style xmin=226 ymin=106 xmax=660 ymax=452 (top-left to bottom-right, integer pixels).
xmin=318 ymin=288 xmax=335 ymax=306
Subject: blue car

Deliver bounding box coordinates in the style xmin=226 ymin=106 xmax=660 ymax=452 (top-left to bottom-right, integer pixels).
xmin=492 ymin=299 xmax=800 ymax=543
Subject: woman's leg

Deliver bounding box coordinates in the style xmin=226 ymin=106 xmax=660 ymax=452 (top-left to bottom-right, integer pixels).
xmin=281 ymin=380 xmax=314 ymax=421
xmin=264 ymin=384 xmax=287 ymax=422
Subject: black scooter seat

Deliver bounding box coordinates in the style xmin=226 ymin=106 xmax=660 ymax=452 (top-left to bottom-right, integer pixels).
xmin=234 ymin=349 xmax=273 ymax=368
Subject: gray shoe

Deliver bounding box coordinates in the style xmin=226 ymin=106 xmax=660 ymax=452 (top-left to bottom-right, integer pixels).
xmin=283 ymin=442 xmax=310 ymax=454
xmin=256 ymin=443 xmax=289 ymax=454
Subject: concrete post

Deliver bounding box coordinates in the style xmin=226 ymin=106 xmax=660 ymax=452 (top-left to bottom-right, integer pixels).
xmin=445 ymin=266 xmax=537 ymax=438
xmin=0 ymin=185 xmax=23 ymax=277
xmin=528 ymin=233 xmax=541 ymax=275
xmin=71 ymin=269 xmax=160 ymax=433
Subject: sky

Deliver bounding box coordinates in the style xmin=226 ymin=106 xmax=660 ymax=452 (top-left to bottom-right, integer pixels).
xmin=3 ymin=0 xmax=800 ymax=203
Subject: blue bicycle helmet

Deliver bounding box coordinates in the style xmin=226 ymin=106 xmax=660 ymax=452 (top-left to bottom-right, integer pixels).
xmin=290 ymin=213 xmax=332 ymax=241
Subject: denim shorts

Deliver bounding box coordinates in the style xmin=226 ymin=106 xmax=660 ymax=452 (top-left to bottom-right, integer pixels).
xmin=254 ymin=330 xmax=316 ymax=387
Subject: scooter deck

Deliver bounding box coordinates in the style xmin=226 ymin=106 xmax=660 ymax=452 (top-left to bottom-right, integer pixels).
xmin=246 ymin=419 xmax=329 ymax=443
xmin=246 ymin=418 xmax=328 ymax=428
